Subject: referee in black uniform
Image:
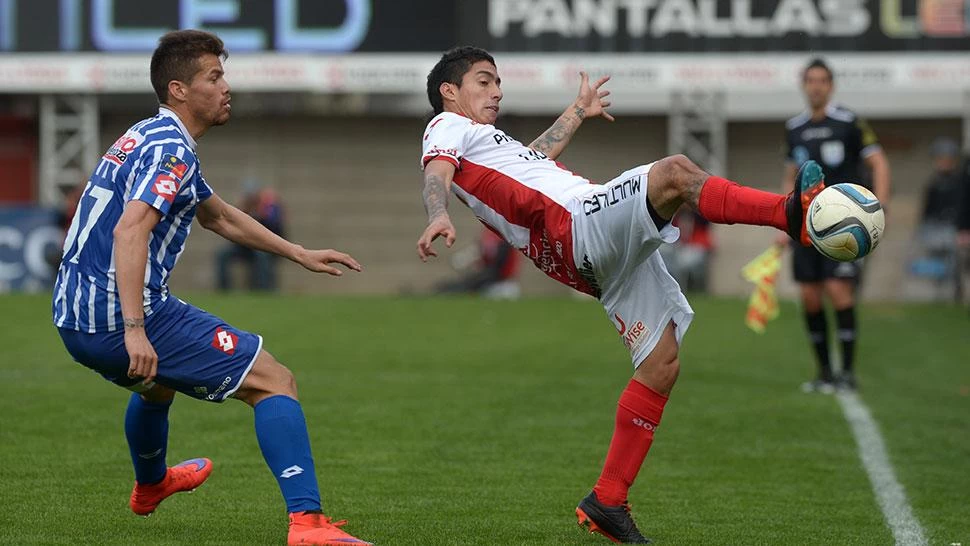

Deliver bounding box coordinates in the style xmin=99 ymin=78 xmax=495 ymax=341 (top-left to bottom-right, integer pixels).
xmin=781 ymin=58 xmax=891 ymax=393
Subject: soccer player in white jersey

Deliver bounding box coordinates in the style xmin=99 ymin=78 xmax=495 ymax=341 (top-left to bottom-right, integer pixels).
xmin=52 ymin=30 xmax=371 ymax=546
xmin=416 ymin=47 xmax=829 ymax=544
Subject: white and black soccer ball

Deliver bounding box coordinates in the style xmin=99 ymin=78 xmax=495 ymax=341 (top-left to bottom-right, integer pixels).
xmin=806 ymin=184 xmax=885 ymax=262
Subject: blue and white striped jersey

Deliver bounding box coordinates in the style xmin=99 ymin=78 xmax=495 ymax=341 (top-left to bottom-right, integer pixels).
xmin=53 ymin=107 xmax=214 ymax=332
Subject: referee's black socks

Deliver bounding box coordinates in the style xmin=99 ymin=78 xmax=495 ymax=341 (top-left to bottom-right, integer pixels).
xmin=804 ymin=310 xmax=832 ymax=380
xmin=836 ymin=307 xmax=857 ymax=373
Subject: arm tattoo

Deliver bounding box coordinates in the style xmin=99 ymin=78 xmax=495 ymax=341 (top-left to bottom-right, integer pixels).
xmin=123 ymin=317 xmax=145 ymax=329
xmin=422 ymin=173 xmax=449 ymax=221
xmin=529 ymin=106 xmax=586 ymax=157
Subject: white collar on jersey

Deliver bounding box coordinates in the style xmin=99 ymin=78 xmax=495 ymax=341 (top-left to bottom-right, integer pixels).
xmin=157 ymin=106 xmax=199 ymax=150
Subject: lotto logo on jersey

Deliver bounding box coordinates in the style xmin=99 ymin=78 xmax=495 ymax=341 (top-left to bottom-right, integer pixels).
xmin=151 ymin=175 xmax=181 ymax=203
xmin=160 ymin=153 xmax=189 ymax=180
xmin=212 ymin=327 xmax=238 ymax=355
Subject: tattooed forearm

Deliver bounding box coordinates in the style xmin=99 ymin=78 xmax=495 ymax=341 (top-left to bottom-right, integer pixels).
xmin=422 ymin=173 xmax=449 ymax=221
xmin=529 ymin=105 xmax=586 ymax=160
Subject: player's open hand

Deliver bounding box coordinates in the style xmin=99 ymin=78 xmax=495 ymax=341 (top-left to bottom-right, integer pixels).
xmin=124 ymin=329 xmax=158 ymax=385
xmin=298 ymin=248 xmax=362 ymax=276
xmin=574 ymin=71 xmax=614 ymax=122
xmin=417 ymin=216 xmax=456 ymax=262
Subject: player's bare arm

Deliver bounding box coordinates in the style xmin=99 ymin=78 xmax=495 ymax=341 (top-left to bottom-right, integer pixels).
xmin=197 ymin=194 xmax=361 ymax=276
xmin=529 ymin=71 xmax=613 ymax=160
xmin=113 ymin=200 xmax=162 ymax=384
xmin=417 ymin=159 xmax=457 ymax=261
xmin=865 ymin=150 xmax=891 ymax=209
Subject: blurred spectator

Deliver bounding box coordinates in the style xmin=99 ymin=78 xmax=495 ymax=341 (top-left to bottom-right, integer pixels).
xmin=955 ymin=149 xmax=970 ymax=306
xmin=57 ymin=182 xmax=85 ymax=232
xmin=921 ymin=138 xmax=963 ymax=227
xmin=216 ymin=182 xmax=285 ymax=291
xmin=435 ymin=228 xmax=521 ymax=299
xmin=45 ymin=182 xmax=85 ymax=273
xmin=660 ymin=210 xmax=715 ymax=293
xmin=909 ymin=138 xmax=966 ymax=301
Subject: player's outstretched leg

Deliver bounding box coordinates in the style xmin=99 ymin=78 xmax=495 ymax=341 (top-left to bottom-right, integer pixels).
xmin=785 ymin=160 xmax=827 ymax=246
xmin=647 ymin=154 xmax=825 ymax=245
xmin=126 ymin=386 xmax=214 ymax=516
xmin=577 ymin=323 xmax=680 ymax=544
xmin=235 ymin=350 xmax=372 ymax=546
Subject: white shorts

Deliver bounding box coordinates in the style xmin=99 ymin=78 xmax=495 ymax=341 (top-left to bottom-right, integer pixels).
xmin=570 ymin=163 xmax=694 ymax=368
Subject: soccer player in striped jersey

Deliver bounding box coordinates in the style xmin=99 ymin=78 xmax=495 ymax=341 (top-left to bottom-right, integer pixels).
xmin=416 ymin=47 xmax=827 ymax=544
xmin=52 ymin=30 xmax=370 ymax=546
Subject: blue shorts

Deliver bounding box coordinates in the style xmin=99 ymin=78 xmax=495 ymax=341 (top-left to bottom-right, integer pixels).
xmin=57 ymin=296 xmax=262 ymax=402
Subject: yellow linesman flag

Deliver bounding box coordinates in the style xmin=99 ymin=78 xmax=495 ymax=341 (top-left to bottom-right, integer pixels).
xmin=742 ymin=245 xmax=783 ymax=334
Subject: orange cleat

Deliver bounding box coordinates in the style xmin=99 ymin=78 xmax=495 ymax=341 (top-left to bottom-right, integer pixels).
xmin=129 ymin=458 xmax=212 ymax=516
xmin=288 ymin=511 xmax=373 ymax=545
xmin=785 ymin=160 xmax=827 ymax=246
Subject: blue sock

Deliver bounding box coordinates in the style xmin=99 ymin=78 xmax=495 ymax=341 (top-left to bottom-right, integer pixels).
xmin=254 ymin=395 xmax=322 ymax=513
xmin=124 ymin=392 xmax=171 ymax=485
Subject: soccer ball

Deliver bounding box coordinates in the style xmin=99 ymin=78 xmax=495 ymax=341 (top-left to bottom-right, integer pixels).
xmin=806 ymin=184 xmax=885 ymax=262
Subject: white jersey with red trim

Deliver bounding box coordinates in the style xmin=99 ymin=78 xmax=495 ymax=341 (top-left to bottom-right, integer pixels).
xmin=421 ymin=111 xmax=598 ymax=294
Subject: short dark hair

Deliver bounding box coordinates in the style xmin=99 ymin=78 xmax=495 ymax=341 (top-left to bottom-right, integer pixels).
xmin=802 ymin=58 xmax=833 ymax=83
xmin=150 ymin=29 xmax=227 ymax=104
xmin=426 ymin=46 xmax=496 ymax=116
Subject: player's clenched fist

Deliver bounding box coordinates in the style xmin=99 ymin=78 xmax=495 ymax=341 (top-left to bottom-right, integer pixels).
xmin=124 ymin=329 xmax=158 ymax=385
xmin=417 ymin=216 xmax=456 ymax=262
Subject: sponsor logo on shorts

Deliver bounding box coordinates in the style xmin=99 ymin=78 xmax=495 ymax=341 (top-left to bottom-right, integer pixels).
xmin=206 ymin=375 xmax=233 ymax=401
xmin=583 ymin=175 xmax=642 ymax=216
xmin=614 ymin=313 xmax=649 ymax=353
xmin=212 ymin=327 xmax=238 ymax=355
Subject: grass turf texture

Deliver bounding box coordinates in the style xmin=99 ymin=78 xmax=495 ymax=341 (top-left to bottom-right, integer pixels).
xmin=0 ymin=294 xmax=967 ymax=545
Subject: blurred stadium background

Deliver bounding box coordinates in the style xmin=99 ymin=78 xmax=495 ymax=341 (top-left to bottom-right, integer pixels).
xmin=1 ymin=0 xmax=968 ymax=301
xmin=2 ymin=3 xmax=970 ymax=545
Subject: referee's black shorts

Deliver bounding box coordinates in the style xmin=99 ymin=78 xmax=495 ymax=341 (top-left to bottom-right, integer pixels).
xmin=792 ymin=242 xmax=863 ymax=283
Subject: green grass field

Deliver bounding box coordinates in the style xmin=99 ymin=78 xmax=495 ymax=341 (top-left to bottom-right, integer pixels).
xmin=1 ymin=294 xmax=967 ymax=545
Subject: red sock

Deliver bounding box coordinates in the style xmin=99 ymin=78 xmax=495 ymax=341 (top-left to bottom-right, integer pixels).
xmin=592 ymin=380 xmax=668 ymax=506
xmin=697 ymin=176 xmax=788 ymax=231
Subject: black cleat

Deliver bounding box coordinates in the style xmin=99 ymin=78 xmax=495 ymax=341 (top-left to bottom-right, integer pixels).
xmin=801 ymin=377 xmax=836 ymax=394
xmin=801 ymin=369 xmax=836 ymax=394
xmin=785 ymin=160 xmax=826 ymax=246
xmin=835 ymin=371 xmax=858 ymax=392
xmin=576 ymin=491 xmax=651 ymax=544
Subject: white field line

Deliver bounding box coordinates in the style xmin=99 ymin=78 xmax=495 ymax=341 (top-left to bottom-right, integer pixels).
xmin=836 ymin=391 xmax=928 ymax=546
